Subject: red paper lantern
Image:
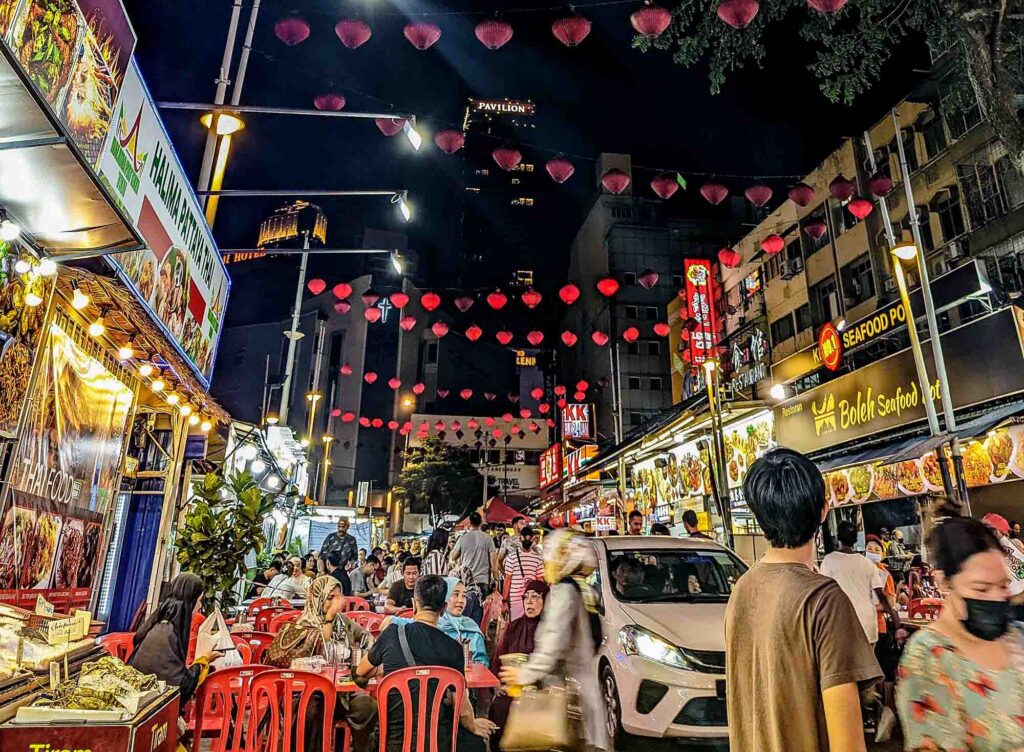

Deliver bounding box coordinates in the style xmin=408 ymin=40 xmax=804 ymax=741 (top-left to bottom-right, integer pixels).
xmin=469 ymin=419 xmax=480 ymax=430
xmin=867 ymin=172 xmax=893 ymax=197
xmin=485 ymin=392 xmax=496 ymax=401
xmin=275 ymin=15 xmax=310 ymax=46
xmin=361 ymin=289 xmax=379 ymax=307
xmin=390 ymin=292 xmax=410 ymax=308
xmin=388 ymin=377 xmax=401 ymax=390
xmin=496 ymin=330 xmax=513 ymax=345
xmin=502 ymin=412 xmax=514 ymax=422
xmin=507 ymin=394 xmax=519 ymax=404
xmin=412 ymin=383 xmax=425 ymax=395
xmin=554 ymin=385 xmax=566 ymax=396
xmin=653 ymin=322 xmax=671 ymax=337
xmin=556 ymin=399 xmax=566 ymax=410
xmin=630 ymin=4 xmax=671 ymax=38
xmin=596 ymin=277 xmax=620 ymax=297
xmin=334 ymin=301 xmax=351 ymax=314
xmin=592 ymin=331 xmax=609 ymax=346
xmin=623 ymin=326 xmax=640 ymax=343
xmin=807 ymin=0 xmax=849 ymax=12
xmin=717 ymin=0 xmax=759 ymax=28
xmin=700 ymin=182 xmax=729 ymax=205
xmin=435 ymin=420 xmax=446 ymax=431
xmin=519 ymin=409 xmax=531 ymax=419
xmin=574 ymin=390 xmax=586 ymax=401
xmin=803 ymin=221 xmax=828 ymax=241
xmin=546 ymin=418 xmax=556 ymax=428
xmin=492 ymin=429 xmax=504 ymax=439
xmin=332 ymin=282 xmax=352 ymax=300
xmin=638 ymin=268 xmax=659 ymax=289
xmin=340 ymin=363 xmax=353 ymax=376
xmin=561 ymin=331 xmax=578 ymax=347
xmin=559 ymin=283 xmax=580 ymax=305
xmin=788 ymin=182 xmax=816 ymax=207
xmin=431 ymin=321 xmax=449 ymax=338
xmin=314 ymin=93 xmax=346 ymax=111
xmin=530 ymin=387 xmax=544 ymax=400
xmin=475 ymin=19 xmax=513 ymax=49
xmin=403 ymin=421 xmax=413 ymax=431
xmin=364 ymin=307 xmax=381 ymax=322
xmin=718 ymin=246 xmax=742 ymax=268
xmin=403 ymin=22 xmax=441 ymax=50
xmin=364 ymin=372 xmax=377 ymax=384
xmin=420 ymin=292 xmax=441 ymax=311
xmin=371 ymin=418 xmax=383 ymax=429
xmin=342 ymin=411 xmax=355 ymax=423
xmin=828 ymin=174 xmax=855 ymax=201
xmin=551 ymin=15 xmax=591 ymax=46
xmin=487 ymin=290 xmax=508 ymax=310
xmin=460 ymin=388 xmax=473 ymax=400
xmin=527 ymin=330 xmax=545 ymax=346
xmin=437 ymin=388 xmax=450 ymax=398
xmin=521 ymin=288 xmax=542 ymax=308
xmin=374 ymin=117 xmax=406 ymax=136
xmin=335 ymin=19 xmax=372 ymax=49
xmin=577 ymin=380 xmax=589 ymax=391
xmin=847 ymin=197 xmax=874 ymax=220
xmin=388 ymin=420 xmax=399 ymax=430
xmin=745 ymin=184 xmax=772 ymax=207
xmin=451 ymin=420 xmax=462 ymax=432
xmin=538 ymin=403 xmax=550 ymax=415
xmin=529 ymin=421 xmax=540 ymax=432
xmin=359 ymin=416 xmax=371 ymax=427
xmin=434 ymin=130 xmax=465 ymax=154
xmin=761 ymin=234 xmax=785 ymax=255
xmin=546 ymin=158 xmax=575 ymax=183
xmin=601 ymin=168 xmax=631 ymax=194
xmin=465 ymin=324 xmax=482 ymax=342
xmin=331 ymin=408 xmax=341 ymax=418
xmin=400 ymin=315 xmax=417 ymax=331
xmin=493 ymin=147 xmax=523 ymax=171
xmin=650 ymin=174 xmax=679 ymax=200
xmin=454 ymin=295 xmax=475 ymax=313
xmin=307 ymin=278 xmax=326 ymax=295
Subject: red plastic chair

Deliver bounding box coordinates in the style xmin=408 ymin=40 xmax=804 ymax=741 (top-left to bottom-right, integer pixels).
xmin=344 ymin=596 xmax=371 ymax=612
xmin=99 ymin=632 xmax=135 ymax=661
xmin=346 ymin=611 xmax=386 ymax=634
xmin=247 ymin=670 xmax=336 ymax=752
xmin=230 ymin=636 xmax=254 ymax=664
xmin=394 ymin=608 xmax=414 ymax=619
xmin=238 ymin=632 xmax=276 ymax=664
xmin=247 ymin=597 xmax=277 ymax=618
xmin=256 ymin=606 xmax=294 ymax=632
xmin=269 ymin=610 xmax=301 ymax=634
xmin=375 ymin=666 xmax=466 ymax=752
xmin=191 ymin=665 xmax=270 ymax=751
xmin=909 ymin=598 xmax=943 ymax=620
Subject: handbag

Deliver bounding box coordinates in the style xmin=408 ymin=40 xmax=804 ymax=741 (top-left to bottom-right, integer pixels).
xmin=500 ymin=679 xmax=583 ymax=752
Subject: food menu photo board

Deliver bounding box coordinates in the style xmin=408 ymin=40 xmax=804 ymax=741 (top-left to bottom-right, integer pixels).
xmin=96 ymin=60 xmax=229 ymax=384
xmin=0 ymin=310 xmax=135 ymax=609
xmin=722 ymin=412 xmax=776 ymax=489
xmin=824 ymin=423 xmax=1024 ymax=507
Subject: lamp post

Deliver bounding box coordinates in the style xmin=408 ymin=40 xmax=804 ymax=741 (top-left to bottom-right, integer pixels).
xmin=321 ymin=434 xmax=334 ymax=504
xmin=703 ymin=359 xmax=733 ymax=548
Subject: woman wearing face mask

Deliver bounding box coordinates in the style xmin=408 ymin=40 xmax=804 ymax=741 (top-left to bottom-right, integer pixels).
xmin=897 ymin=515 xmax=1024 ymax=751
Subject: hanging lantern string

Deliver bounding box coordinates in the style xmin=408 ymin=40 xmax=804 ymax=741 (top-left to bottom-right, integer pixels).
xmin=293 ymin=0 xmax=641 ymax=18
xmin=248 ymin=45 xmax=806 ymax=181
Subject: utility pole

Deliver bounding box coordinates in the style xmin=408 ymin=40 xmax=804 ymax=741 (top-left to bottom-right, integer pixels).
xmin=197 ymin=0 xmax=243 ymax=202
xmin=279 ymin=232 xmax=311 ymax=424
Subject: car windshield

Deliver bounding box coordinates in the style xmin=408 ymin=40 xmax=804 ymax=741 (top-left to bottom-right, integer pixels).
xmin=605 ymin=548 xmax=747 ymax=603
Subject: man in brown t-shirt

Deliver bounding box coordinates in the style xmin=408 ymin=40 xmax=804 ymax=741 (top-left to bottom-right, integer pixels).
xmin=726 ymin=448 xmax=881 ymax=752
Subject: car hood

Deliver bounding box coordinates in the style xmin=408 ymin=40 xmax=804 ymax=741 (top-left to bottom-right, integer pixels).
xmin=616 ymin=601 xmax=727 ymax=652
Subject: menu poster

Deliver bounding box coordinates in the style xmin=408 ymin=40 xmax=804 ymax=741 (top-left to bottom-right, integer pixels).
xmin=0 ymin=312 xmax=134 ymax=610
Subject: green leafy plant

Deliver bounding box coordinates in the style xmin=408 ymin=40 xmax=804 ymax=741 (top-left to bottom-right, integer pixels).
xmin=392 ymin=437 xmax=484 ymax=517
xmin=176 ymin=470 xmax=278 ymax=612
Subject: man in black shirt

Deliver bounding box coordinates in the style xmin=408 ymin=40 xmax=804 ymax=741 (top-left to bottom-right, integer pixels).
xmin=325 ymin=549 xmax=353 ymax=596
xmin=246 ymin=560 xmax=281 ymax=599
xmin=384 ymin=557 xmax=420 ymax=614
xmin=357 ymin=575 xmax=496 ymax=752
xmin=682 ymin=509 xmax=712 ymax=539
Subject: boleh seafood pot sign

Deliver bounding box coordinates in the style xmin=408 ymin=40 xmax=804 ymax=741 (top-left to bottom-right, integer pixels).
xmin=775 ymin=308 xmax=1024 ymax=454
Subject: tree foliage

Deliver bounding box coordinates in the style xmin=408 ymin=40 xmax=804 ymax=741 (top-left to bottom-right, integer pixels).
xmin=392 ymin=437 xmax=484 ymax=517
xmin=636 ymin=1 xmax=1024 ymax=170
xmin=176 ymin=470 xmax=280 ymax=611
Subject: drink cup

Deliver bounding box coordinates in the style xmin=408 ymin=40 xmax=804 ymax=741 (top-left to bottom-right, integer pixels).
xmin=499 ymin=653 xmax=528 ymax=698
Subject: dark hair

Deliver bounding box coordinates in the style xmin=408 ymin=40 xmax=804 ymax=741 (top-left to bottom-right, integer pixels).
xmin=521 ymin=525 xmax=535 ymax=538
xmin=743 ymin=448 xmax=826 ymax=549
xmin=266 ymin=561 xmax=282 ymax=573
xmin=469 ymin=512 xmax=483 ymax=527
xmin=372 ymin=547 xmax=384 ymax=556
xmin=415 ymin=574 xmax=448 ymax=611
xmin=836 ymin=521 xmax=858 ymax=547
xmin=426 ymin=528 xmax=450 ymax=554
xmin=383 ymin=556 xmax=395 ymax=567
xmin=281 ymin=560 xmax=295 ymax=576
xmin=928 ymin=515 xmax=1002 ymax=578
xmin=650 ymin=523 xmax=671 ymax=536
xmin=396 ymin=551 xmax=409 ymax=563
xmin=628 ymin=510 xmax=643 ymax=521
xmin=512 ymin=516 xmax=526 ymax=525
xmin=365 ymin=554 xmax=380 ymax=566
xmin=273 ymin=553 xmax=286 ymax=563
xmin=403 ymin=556 xmax=422 ymax=572
xmin=325 ymin=549 xmax=342 ymax=568
xmin=133 ymin=573 xmax=204 ymax=657
xmin=681 ymin=510 xmax=699 ymax=528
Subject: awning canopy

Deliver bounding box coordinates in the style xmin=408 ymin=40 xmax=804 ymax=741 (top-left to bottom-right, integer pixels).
xmin=484 ymin=497 xmax=532 ymax=525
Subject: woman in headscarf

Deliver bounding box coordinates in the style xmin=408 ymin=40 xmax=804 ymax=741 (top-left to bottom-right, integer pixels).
xmin=497 ymin=529 xmax=609 ymax=752
xmin=489 ymin=579 xmax=548 ymax=734
xmin=266 ymin=575 xmax=377 ymax=752
xmin=385 ymin=575 xmax=489 ymax=666
xmin=130 ymin=573 xmax=219 ymax=710
xmin=449 ymin=564 xmax=484 ymax=625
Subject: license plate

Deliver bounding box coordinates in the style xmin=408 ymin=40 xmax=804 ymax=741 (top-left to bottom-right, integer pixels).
xmin=715 ymin=680 xmax=726 ymax=699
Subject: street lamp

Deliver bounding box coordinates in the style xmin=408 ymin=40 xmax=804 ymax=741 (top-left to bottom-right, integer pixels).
xmin=391 ymin=252 xmax=404 ymax=275
xmin=701 ymin=358 xmax=733 ymax=547
xmin=321 ymin=434 xmax=335 ymax=504
xmin=395 ymin=192 xmax=412 ymax=222
xmin=200 ymin=111 xmax=246 ymax=227
xmin=769 ymin=383 xmax=787 ymax=401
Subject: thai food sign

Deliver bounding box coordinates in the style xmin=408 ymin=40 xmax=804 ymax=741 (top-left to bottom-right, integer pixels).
xmin=0 ymin=310 xmax=135 ymax=610
xmin=95 ymin=60 xmax=229 ymax=383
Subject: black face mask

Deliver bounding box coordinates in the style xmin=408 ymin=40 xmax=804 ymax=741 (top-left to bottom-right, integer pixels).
xmin=961 ymin=596 xmax=1011 ymax=641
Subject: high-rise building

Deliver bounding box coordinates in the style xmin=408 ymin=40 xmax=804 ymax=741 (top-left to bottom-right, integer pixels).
xmin=223 ymin=200 xmax=327 ymax=265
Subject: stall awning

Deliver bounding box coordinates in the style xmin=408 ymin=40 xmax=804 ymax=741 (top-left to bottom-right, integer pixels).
xmin=816 ymin=434 xmax=930 ymax=473
xmin=485 ymin=498 xmax=532 ymax=525
xmin=955 ymin=400 xmax=1024 ymax=440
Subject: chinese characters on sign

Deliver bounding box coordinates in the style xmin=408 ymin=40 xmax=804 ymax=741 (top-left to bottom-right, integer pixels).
xmin=684 ymin=259 xmax=719 ymax=366
xmin=561 ymin=403 xmax=595 ymax=440
xmin=539 ymin=444 xmax=562 ymax=489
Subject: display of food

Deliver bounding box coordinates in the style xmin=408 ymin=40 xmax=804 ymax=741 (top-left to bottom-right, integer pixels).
xmin=921 ymin=452 xmax=944 ymax=491
xmin=962 ymin=441 xmax=993 ymax=487
xmin=54 ymin=520 xmax=84 ymax=589
xmin=15 ymin=0 xmax=81 ymax=103
xmin=0 ymin=622 xmax=94 ymax=672
xmin=27 ymin=511 xmax=61 ymax=588
xmin=30 ymin=657 xmax=161 ymax=716
xmin=848 ymin=464 xmax=873 ymax=500
xmin=896 ymin=460 xmax=926 ymax=495
xmin=985 ymin=430 xmax=1014 ymax=480
xmin=829 ymin=472 xmax=850 ymax=505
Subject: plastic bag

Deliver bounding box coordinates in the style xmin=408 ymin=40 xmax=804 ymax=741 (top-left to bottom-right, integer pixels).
xmin=195 ymin=608 xmax=234 ymax=660
xmin=212 ymin=646 xmax=243 ymax=670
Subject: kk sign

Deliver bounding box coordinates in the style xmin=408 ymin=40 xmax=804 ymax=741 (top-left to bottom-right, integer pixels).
xmin=817 ymin=323 xmax=843 ymax=372
xmin=561 ymin=403 xmax=595 ymax=440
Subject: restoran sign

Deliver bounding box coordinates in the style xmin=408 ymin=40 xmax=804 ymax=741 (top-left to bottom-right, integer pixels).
xmin=96 ymin=61 xmax=230 ymax=385
xmin=561 ymin=403 xmax=595 ymax=440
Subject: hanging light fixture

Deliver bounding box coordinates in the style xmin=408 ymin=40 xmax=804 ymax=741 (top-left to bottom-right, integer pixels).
xmin=151 ymin=378 xmax=165 ymax=392
xmin=700 ymin=181 xmax=729 ymax=205
xmin=0 ymin=214 xmax=21 ymax=241
xmin=623 ymin=327 xmax=640 ymax=343
xmin=200 ymin=420 xmax=212 ymax=432
xmin=545 ymin=157 xmax=575 ymax=183
xmin=638 ymin=269 xmax=659 ymax=289
xmin=596 ymin=277 xmax=620 ymax=297
xmin=189 ymin=413 xmax=201 ymax=427
xmin=561 ymin=331 xmax=578 ymax=346
xmin=454 ymin=295 xmax=475 ymax=312
xmin=716 ymin=0 xmax=759 ymax=28
xmin=179 ymin=404 xmax=193 ymax=417
xmin=496 ymin=330 xmax=513 ymax=345
xmin=274 ymin=14 xmax=311 ymax=46
xmin=434 ymin=130 xmax=465 ymax=154
xmin=420 ymin=292 xmax=441 ymax=311
xmin=630 ymin=4 xmax=672 ymax=38
xmin=333 ymin=282 xmax=353 ymax=300
xmin=395 ymin=192 xmax=412 ymax=222
xmin=307 ymin=278 xmax=326 ymax=295
xmin=521 ymin=288 xmax=542 ymax=308
xmin=475 ymin=19 xmax=513 ymax=49
xmin=745 ymin=184 xmax=773 ymax=207
xmin=551 ymin=15 xmax=592 ymax=47
xmin=650 ymin=174 xmax=679 ymax=200
xmin=761 ymin=234 xmax=785 ymax=255
xmin=601 ymin=168 xmax=630 ymax=195
xmin=526 ymin=330 xmax=544 ymax=346
xmin=314 ymin=93 xmax=346 ymax=111
xmin=403 ymin=22 xmax=442 ymax=50
xmin=335 ymin=19 xmax=372 ymax=48
xmin=486 ymin=290 xmax=508 ymax=310
xmin=37 ymin=258 xmax=56 ymax=276
xmin=847 ymin=197 xmax=874 ymax=219
xmin=788 ymin=182 xmax=816 ymax=207
xmin=492 ymin=147 xmax=522 ymax=171
xmin=118 ymin=342 xmax=134 ymax=360
xmin=400 ymin=315 xmax=417 ymax=331
xmin=88 ymin=308 xmax=107 ymax=338
xmin=828 ymin=174 xmax=855 ymax=201
xmin=139 ymin=363 xmax=154 ymax=378
xmin=558 ymin=283 xmax=580 ymax=305
xmin=465 ymin=324 xmax=482 ymax=341
xmin=867 ymin=172 xmax=893 ymax=197
xmin=431 ymin=321 xmax=449 ymax=338
xmin=807 ymin=0 xmax=849 ymax=12
xmin=70 ymin=282 xmax=89 ymax=310
xmin=24 ymin=289 xmax=42 ymax=307
xmin=803 ymin=221 xmax=828 ymax=240
xmin=718 ymin=247 xmax=742 ymax=268
xmin=166 ymin=392 xmax=180 ymax=406
xmin=375 ymin=117 xmax=406 ymax=136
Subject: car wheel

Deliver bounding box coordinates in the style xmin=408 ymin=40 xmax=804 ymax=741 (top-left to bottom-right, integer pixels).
xmin=601 ymin=664 xmax=626 ymax=749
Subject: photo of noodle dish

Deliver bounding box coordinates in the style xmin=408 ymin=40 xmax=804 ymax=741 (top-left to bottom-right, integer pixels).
xmin=984 ymin=429 xmax=1014 ymax=480
xmin=872 ymin=464 xmax=899 ymax=499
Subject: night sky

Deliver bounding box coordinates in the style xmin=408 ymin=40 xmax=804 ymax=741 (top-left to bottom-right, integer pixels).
xmin=123 ymin=0 xmax=927 ymax=293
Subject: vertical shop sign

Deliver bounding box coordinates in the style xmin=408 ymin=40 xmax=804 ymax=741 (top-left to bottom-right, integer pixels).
xmin=684 ymin=259 xmax=719 ymax=365
xmin=539 ymin=444 xmax=563 ymax=489
xmin=561 ymin=403 xmax=595 ymax=440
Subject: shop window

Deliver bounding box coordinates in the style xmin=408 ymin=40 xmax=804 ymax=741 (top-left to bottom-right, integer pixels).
xmin=761 ymin=253 xmax=784 ymax=283
xmin=812 ymin=278 xmax=839 ymax=325
xmin=795 ymin=303 xmax=813 ymax=333
xmin=901 ymin=129 xmax=920 ymax=173
xmin=997 ymin=155 xmax=1024 ymax=210
xmin=645 ymin=306 xmax=659 ymax=321
xmin=645 ymin=341 xmax=662 ymax=356
xmin=842 ymin=254 xmax=875 ymax=306
xmin=921 ymin=111 xmax=948 ymax=161
xmin=940 ymin=76 xmax=982 ymax=142
xmin=770 ymin=314 xmax=795 ymax=346
xmin=611 ymin=207 xmax=634 ymax=219
xmin=672 ymin=274 xmax=684 ymax=289
xmin=628 ymin=376 xmax=642 ymax=390
xmin=931 ymin=187 xmax=967 ymax=243
xmin=623 ymin=272 xmax=637 ymax=286
xmin=629 ymin=411 xmax=645 ymax=426
xmin=649 ymin=376 xmax=663 ymax=391
xmin=425 ymin=342 xmax=438 ymax=364
xmin=957 ymin=160 xmax=1006 ymax=227
xmin=872 ymin=145 xmax=892 ymax=179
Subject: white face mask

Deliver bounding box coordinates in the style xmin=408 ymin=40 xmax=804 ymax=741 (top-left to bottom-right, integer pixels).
xmin=865 ymin=551 xmax=883 ymax=564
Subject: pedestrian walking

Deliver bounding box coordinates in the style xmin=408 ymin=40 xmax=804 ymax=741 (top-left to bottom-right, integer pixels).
xmin=320 ymin=517 xmax=359 ymax=571
xmin=502 ymin=525 xmax=544 ymax=621
xmin=726 ymin=448 xmax=880 ymax=752
xmin=422 ymin=528 xmax=451 ymax=576
xmin=451 ymin=513 xmax=498 ymax=592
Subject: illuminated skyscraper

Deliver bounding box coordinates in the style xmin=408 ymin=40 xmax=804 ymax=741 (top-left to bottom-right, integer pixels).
xmin=224 ymin=200 xmax=328 ymax=264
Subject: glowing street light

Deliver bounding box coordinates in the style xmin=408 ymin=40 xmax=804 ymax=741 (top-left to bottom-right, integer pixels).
xmin=391 ymin=252 xmax=404 ymax=275
xmin=395 ymin=192 xmax=412 ymax=222
xmin=403 ymin=119 xmax=422 ymax=151
xmin=769 ymin=383 xmax=787 ymax=400
xmin=892 ymin=242 xmax=918 ymax=261
xmin=200 ymin=111 xmax=246 ymax=136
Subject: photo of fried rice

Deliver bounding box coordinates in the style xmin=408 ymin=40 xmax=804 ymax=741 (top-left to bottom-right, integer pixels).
xmin=962 ymin=441 xmax=993 ymax=487
xmin=896 ymin=460 xmax=926 ymax=496
xmin=984 ymin=430 xmax=1014 ymax=480
xmin=829 ymin=472 xmax=850 ymax=505
xmin=921 ymin=452 xmax=945 ymax=491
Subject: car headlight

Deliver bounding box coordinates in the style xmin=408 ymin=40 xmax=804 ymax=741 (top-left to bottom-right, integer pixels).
xmin=619 ymin=625 xmax=696 ymax=671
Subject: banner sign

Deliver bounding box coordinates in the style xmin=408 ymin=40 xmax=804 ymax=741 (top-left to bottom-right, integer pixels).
xmin=775 ymin=307 xmax=1024 ymax=455
xmin=561 ymin=403 xmax=595 ymax=440
xmin=564 ymin=444 xmax=598 ymax=486
xmin=684 ymin=259 xmax=719 ymax=366
xmin=725 ymin=325 xmax=769 ymax=393
xmin=0 ymin=311 xmax=135 ymax=610
xmin=1 ymin=0 xmax=136 ymax=167
xmin=539 ymin=444 xmax=562 ymax=489
xmin=96 ymin=61 xmax=229 ymax=384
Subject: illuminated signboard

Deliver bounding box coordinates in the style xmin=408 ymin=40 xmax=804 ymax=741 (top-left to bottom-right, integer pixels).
xmin=472 ymin=99 xmax=536 ymax=116
xmin=538 ymin=445 xmax=563 ymax=489
xmin=561 ymin=403 xmax=595 ymax=440
xmin=564 ymin=444 xmax=599 ymax=486
xmin=817 ymin=322 xmax=843 ymax=371
xmin=515 ymin=349 xmax=537 ymax=367
xmin=684 ymin=259 xmax=719 ymax=366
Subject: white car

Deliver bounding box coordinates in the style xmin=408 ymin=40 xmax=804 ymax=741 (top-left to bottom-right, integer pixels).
xmin=589 ymin=535 xmax=747 ymax=746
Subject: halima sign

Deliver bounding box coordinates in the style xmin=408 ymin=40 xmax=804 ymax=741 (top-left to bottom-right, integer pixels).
xmin=561 ymin=403 xmax=595 ymax=440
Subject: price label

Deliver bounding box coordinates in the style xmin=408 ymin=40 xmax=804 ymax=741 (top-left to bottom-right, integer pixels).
xmin=43 ymin=616 xmax=80 ymax=645
xmin=35 ymin=595 xmax=55 ymax=617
